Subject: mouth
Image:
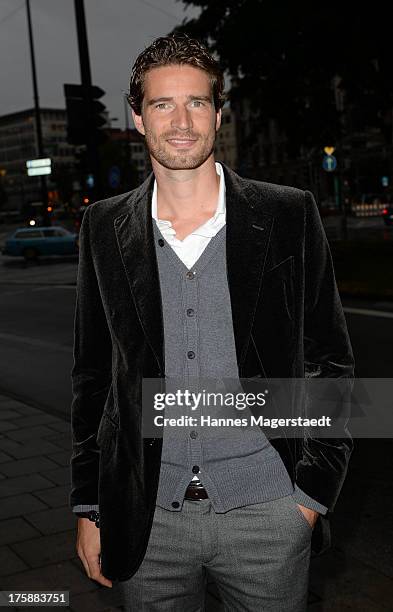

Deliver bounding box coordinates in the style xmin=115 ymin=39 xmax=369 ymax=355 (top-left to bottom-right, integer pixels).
xmin=166 ymin=138 xmax=197 ymax=148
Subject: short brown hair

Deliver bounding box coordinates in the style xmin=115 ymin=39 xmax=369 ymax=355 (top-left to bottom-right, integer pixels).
xmin=126 ymin=34 xmax=226 ymax=115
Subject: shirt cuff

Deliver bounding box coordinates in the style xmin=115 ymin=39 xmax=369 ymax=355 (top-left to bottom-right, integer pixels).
xmin=292 ymin=485 xmax=328 ymax=515
xmin=72 ymin=504 xmax=99 ymax=513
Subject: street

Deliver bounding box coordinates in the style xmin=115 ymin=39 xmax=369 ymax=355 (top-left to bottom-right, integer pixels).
xmin=323 ymin=215 xmax=393 ymax=242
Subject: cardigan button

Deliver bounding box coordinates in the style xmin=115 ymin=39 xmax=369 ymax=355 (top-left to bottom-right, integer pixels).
xmin=171 ymin=501 xmax=180 ymax=508
xmin=158 ymin=238 xmax=165 ymax=247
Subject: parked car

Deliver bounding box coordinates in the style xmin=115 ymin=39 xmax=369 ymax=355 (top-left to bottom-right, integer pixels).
xmin=2 ymin=226 xmax=79 ymax=260
xmin=382 ymin=205 xmax=393 ymax=226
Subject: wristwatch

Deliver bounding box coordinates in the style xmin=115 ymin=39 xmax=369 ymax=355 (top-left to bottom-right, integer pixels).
xmin=75 ymin=510 xmax=100 ymax=528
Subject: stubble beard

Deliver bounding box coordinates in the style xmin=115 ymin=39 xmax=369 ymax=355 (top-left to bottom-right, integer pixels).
xmin=144 ymin=127 xmax=217 ymax=170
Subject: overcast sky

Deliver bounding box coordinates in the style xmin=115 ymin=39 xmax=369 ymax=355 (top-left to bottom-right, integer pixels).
xmin=0 ymin=0 xmax=200 ymax=128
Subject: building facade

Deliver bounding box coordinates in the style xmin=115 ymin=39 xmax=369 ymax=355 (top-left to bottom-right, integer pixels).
xmin=0 ymin=108 xmax=76 ymax=212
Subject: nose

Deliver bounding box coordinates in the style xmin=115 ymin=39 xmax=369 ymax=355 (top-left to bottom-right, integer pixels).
xmin=171 ymin=104 xmax=193 ymax=131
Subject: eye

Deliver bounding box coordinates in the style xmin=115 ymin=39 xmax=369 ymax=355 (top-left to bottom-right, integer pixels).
xmin=191 ymin=100 xmax=204 ymax=107
xmin=155 ymin=102 xmax=170 ymax=110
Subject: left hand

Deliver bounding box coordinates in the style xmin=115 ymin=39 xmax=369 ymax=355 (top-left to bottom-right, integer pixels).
xmin=296 ymin=504 xmax=319 ymax=529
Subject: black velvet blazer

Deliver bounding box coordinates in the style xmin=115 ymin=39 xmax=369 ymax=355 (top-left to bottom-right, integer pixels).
xmin=69 ymin=162 xmax=355 ymax=581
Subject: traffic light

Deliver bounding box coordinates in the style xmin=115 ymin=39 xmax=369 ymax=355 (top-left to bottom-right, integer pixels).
xmin=64 ymin=83 xmax=108 ymax=146
xmin=74 ymin=147 xmax=90 ymax=189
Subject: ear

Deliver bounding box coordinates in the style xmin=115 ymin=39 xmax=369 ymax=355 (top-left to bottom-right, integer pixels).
xmin=132 ymin=109 xmax=146 ymax=136
xmin=215 ymin=108 xmax=222 ymax=132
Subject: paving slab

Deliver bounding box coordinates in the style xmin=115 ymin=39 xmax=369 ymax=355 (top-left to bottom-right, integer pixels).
xmin=10 ymin=530 xmax=77 ymax=568
xmin=0 ymin=420 xmax=19 ymax=432
xmin=34 ymin=484 xmax=69 ymax=508
xmin=43 ymin=432 xmax=72 ymax=451
xmin=69 ymin=585 xmax=123 ymax=612
xmin=40 ymin=466 xmax=70 ymax=486
xmin=0 ymin=545 xmax=29 ymax=575
xmin=0 ymin=456 xmax=60 ymax=477
xmin=0 ymin=401 xmax=42 ymax=414
xmin=47 ymin=450 xmax=72 ymax=467
xmin=0 ymin=517 xmax=41 ymax=546
xmin=6 ymin=425 xmax=60 ymax=442
xmin=8 ymin=413 xmax=64 ymax=427
xmin=25 ymin=506 xmax=76 ymax=535
xmin=0 ymin=409 xmax=22 ymax=420
xmin=0 ymin=493 xmax=48 ymax=520
xmin=0 ymin=473 xmax=55 ymax=497
xmin=0 ymin=560 xmax=94 ymax=595
xmin=0 ymin=437 xmax=64 ymax=458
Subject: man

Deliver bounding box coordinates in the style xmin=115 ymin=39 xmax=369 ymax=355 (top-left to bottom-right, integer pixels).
xmin=70 ymin=34 xmax=354 ymax=611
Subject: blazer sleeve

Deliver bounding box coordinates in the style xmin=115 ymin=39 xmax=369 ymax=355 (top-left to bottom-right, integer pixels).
xmin=294 ymin=190 xmax=355 ymax=512
xmin=69 ymin=204 xmax=113 ymax=508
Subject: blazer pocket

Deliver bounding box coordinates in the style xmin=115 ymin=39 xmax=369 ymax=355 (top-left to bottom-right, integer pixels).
xmin=263 ymin=255 xmax=294 ymax=278
xmin=96 ymin=383 xmax=119 ymax=449
xmin=282 ymin=275 xmax=294 ymax=322
xmin=262 ymin=255 xmax=295 ymax=323
xmin=96 ymin=411 xmax=119 ymax=450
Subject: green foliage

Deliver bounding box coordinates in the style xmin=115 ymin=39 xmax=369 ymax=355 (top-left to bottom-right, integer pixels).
xmin=173 ymin=0 xmax=393 ymax=154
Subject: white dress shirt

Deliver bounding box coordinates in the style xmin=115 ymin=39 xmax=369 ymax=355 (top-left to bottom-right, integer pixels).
xmin=151 ymin=161 xmax=226 ymax=269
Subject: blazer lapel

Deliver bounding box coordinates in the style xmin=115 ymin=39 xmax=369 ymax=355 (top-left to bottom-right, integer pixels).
xmin=114 ymin=174 xmax=165 ymax=373
xmin=222 ymin=164 xmax=274 ymax=366
xmin=113 ymin=163 xmax=274 ymax=374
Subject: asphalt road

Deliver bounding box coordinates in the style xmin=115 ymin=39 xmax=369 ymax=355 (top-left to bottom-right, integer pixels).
xmin=0 ymin=282 xmax=75 ymax=418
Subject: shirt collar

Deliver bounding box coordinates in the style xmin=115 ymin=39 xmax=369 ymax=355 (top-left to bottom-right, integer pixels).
xmin=151 ymin=162 xmax=226 ymax=236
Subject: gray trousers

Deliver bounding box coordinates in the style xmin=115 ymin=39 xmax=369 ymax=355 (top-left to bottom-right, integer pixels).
xmin=116 ymin=494 xmax=312 ymax=611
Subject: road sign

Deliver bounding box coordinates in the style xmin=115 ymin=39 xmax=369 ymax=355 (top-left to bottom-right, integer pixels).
xmin=322 ymin=155 xmax=337 ymax=172
xmin=108 ymin=165 xmax=121 ymax=188
xmin=26 ymin=158 xmax=52 ymax=176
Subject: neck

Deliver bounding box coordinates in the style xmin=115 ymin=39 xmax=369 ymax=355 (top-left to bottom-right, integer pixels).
xmin=151 ymin=156 xmax=220 ymax=220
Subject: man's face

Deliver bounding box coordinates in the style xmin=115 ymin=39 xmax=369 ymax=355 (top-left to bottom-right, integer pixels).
xmin=132 ymin=64 xmax=221 ymax=170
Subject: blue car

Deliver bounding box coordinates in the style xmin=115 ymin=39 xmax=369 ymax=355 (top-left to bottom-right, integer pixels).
xmin=2 ymin=226 xmax=79 ymax=260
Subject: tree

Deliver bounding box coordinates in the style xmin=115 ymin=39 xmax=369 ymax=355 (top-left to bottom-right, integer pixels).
xmin=172 ymin=0 xmax=393 ymax=156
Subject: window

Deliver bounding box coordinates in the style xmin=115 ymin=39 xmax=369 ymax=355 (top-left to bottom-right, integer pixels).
xmin=15 ymin=230 xmax=43 ymax=239
xmin=42 ymin=228 xmax=67 ymax=237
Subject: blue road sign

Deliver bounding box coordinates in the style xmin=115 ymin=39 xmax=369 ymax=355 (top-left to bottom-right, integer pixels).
xmin=86 ymin=174 xmax=95 ymax=188
xmin=322 ymin=155 xmax=337 ymax=172
xmin=109 ymin=165 xmax=121 ymax=188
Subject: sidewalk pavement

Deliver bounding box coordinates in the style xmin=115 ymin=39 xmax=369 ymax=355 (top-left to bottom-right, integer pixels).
xmin=0 ymin=258 xmax=77 ymax=286
xmin=0 ymin=392 xmax=392 ymax=611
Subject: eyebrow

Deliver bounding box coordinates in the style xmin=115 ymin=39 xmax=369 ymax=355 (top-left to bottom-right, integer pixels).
xmin=146 ymin=95 xmax=212 ymax=106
